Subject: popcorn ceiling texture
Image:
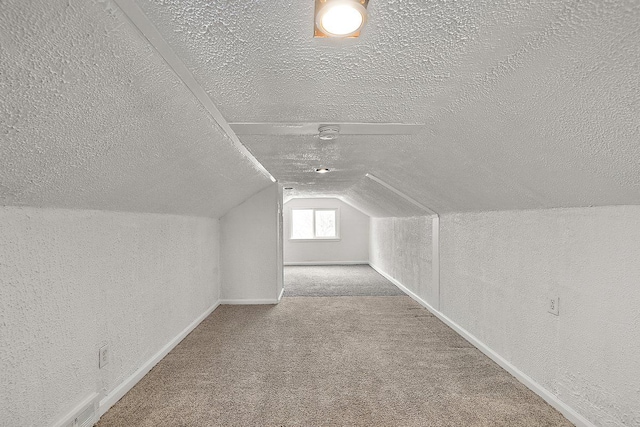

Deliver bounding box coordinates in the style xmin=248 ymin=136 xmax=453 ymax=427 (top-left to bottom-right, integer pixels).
xmin=136 ymin=0 xmax=563 ymax=123
xmin=344 ymin=177 xmax=433 ymax=218
xmin=2 ymin=0 xmax=639 ymax=214
xmin=0 ymin=0 xmax=270 ymax=217
xmin=439 ymin=206 xmax=640 ymax=426
xmin=137 ymin=0 xmax=640 ymax=213
xmin=0 ymin=206 xmax=219 ymax=426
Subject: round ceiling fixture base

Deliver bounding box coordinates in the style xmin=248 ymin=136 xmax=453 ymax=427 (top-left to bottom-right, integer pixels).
xmin=318 ymin=125 xmax=340 ymax=140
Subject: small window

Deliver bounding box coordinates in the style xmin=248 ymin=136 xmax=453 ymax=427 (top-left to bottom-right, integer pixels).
xmin=291 ymin=208 xmax=339 ymax=240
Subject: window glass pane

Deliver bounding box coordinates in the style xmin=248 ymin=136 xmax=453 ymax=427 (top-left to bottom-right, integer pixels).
xmin=315 ymin=210 xmax=336 ymax=237
xmin=291 ymin=209 xmax=314 ymax=239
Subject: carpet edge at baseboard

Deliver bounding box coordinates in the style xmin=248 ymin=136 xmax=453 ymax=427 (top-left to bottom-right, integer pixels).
xmin=284 ymin=261 xmax=369 ymax=266
xmin=219 ymin=298 xmax=280 ymax=304
xmin=368 ymin=263 xmax=596 ymax=427
xmin=96 ymin=300 xmax=221 ymax=419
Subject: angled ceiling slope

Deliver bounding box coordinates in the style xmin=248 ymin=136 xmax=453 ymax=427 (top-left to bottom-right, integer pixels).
xmin=343 ymin=175 xmax=436 ymax=218
xmin=283 ymin=175 xmax=435 ymax=218
xmin=0 ymin=0 xmax=272 ymax=218
xmin=134 ymin=0 xmax=640 ymax=213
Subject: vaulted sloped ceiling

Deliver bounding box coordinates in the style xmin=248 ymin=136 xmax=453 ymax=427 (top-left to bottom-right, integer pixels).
xmin=343 ymin=176 xmax=434 ymax=218
xmin=135 ymin=0 xmax=640 ymax=213
xmin=0 ymin=0 xmax=272 ymax=218
xmin=1 ymin=1 xmax=639 ymax=216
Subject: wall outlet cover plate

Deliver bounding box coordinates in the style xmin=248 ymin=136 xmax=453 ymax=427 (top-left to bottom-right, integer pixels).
xmin=548 ymin=297 xmax=560 ymax=316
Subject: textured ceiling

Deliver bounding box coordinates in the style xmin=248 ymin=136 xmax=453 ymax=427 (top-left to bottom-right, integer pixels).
xmin=135 ymin=0 xmax=640 ymax=213
xmin=0 ymin=0 xmax=271 ymax=217
xmin=343 ymin=177 xmax=434 ymax=218
xmin=136 ymin=0 xmax=569 ymax=123
xmin=2 ymin=0 xmax=639 ymax=216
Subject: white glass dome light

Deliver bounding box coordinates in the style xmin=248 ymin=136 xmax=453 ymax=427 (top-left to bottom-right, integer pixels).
xmin=316 ymin=0 xmax=367 ymax=38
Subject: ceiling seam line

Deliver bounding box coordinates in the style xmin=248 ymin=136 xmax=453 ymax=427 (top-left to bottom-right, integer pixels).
xmin=112 ymin=0 xmax=276 ymax=182
xmin=365 ymin=173 xmax=438 ymax=216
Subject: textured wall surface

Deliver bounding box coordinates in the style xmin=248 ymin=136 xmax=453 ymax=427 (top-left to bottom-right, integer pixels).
xmin=369 ymin=216 xmax=435 ymax=306
xmin=136 ymin=0 xmax=640 ymax=212
xmin=284 ymin=198 xmax=369 ymax=264
xmin=0 ymin=0 xmax=270 ymax=217
xmin=0 ymin=206 xmax=219 ymax=426
xmin=440 ymin=206 xmax=640 ymax=427
xmin=220 ymin=184 xmax=281 ymax=301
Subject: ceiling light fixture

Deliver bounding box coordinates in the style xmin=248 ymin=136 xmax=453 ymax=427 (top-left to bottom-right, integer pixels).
xmin=318 ymin=125 xmax=340 ymax=140
xmin=315 ymin=0 xmax=368 ymax=38
xmin=315 ymin=168 xmax=331 ymax=173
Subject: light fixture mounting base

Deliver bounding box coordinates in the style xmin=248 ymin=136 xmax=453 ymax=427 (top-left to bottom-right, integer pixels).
xmin=318 ymin=125 xmax=340 ymax=140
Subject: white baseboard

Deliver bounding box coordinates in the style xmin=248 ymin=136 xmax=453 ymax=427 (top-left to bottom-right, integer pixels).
xmin=51 ymin=392 xmax=100 ymax=427
xmin=369 ymin=264 xmax=596 ymax=427
xmin=278 ymin=287 xmax=285 ymax=301
xmin=97 ymin=301 xmax=220 ymax=418
xmin=219 ymin=298 xmax=280 ymax=305
xmin=284 ymin=261 xmax=368 ymax=266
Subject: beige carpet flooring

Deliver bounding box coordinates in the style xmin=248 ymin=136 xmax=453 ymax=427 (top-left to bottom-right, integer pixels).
xmin=97 ymin=296 xmax=572 ymax=426
xmin=284 ymin=265 xmax=406 ymax=296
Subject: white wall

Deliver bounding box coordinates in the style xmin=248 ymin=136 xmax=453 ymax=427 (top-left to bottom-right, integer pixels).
xmin=440 ymin=206 xmax=640 ymax=427
xmin=284 ymin=198 xmax=369 ymax=265
xmin=369 ymin=216 xmax=435 ymax=306
xmin=221 ymin=184 xmax=282 ymax=302
xmin=370 ymin=205 xmax=640 ymax=426
xmin=0 ymin=206 xmax=219 ymax=427
xmin=276 ymin=185 xmax=284 ymax=299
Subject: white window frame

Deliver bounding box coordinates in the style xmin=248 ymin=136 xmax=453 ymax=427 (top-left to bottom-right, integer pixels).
xmin=289 ymin=207 xmax=340 ymax=242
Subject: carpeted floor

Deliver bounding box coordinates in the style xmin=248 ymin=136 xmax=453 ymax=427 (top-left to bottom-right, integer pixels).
xmin=283 ymin=265 xmax=405 ymax=296
xmin=97 ymin=296 xmax=572 ymax=426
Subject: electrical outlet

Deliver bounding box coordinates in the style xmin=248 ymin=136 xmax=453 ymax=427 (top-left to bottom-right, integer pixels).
xmin=547 ymin=297 xmax=560 ymax=316
xmin=99 ymin=344 xmax=109 ymax=369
